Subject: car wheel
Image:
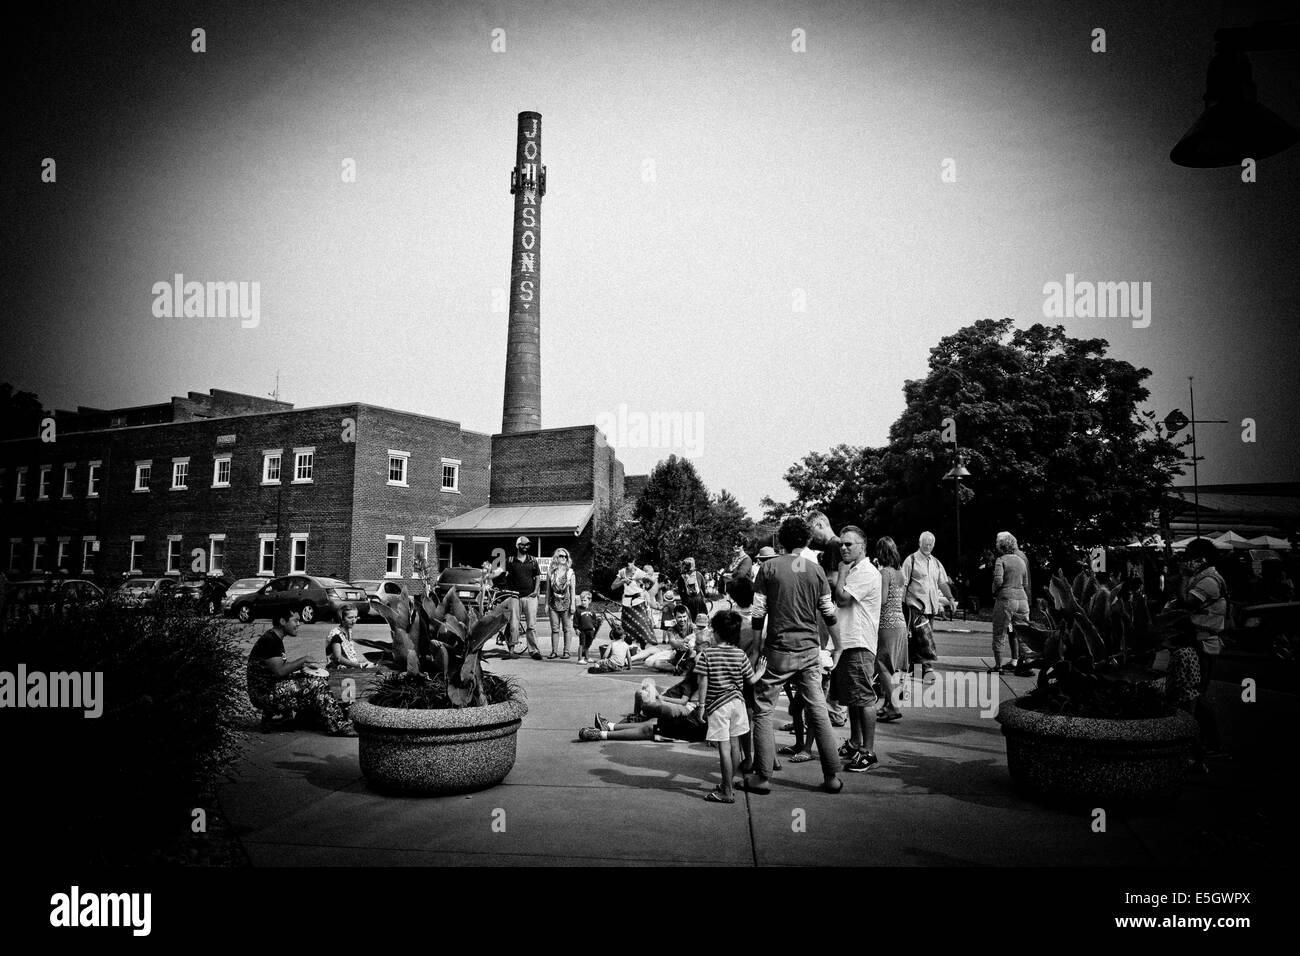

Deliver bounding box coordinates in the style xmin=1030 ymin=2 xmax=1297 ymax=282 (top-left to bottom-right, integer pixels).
xmin=237 ymin=605 xmax=252 ymax=623
xmin=299 ymin=603 xmax=316 ymax=624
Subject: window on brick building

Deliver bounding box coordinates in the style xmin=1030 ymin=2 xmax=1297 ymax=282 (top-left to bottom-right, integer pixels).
xmin=438 ymin=541 xmax=452 ymax=572
xmin=172 ymin=458 xmax=190 ymax=490
xmin=9 ymin=539 xmax=21 ymax=573
xmin=62 ymin=465 xmax=75 ymax=498
xmin=385 ymin=537 xmax=403 ymax=577
xmin=129 ymin=537 xmax=144 ymax=573
xmin=209 ymin=535 xmax=226 ymax=574
xmin=259 ymin=536 xmax=277 ymax=575
xmin=32 ymin=538 xmax=46 ymax=572
xmin=388 ymin=450 xmax=409 ymax=486
xmin=135 ymin=461 xmax=151 ymax=492
xmin=56 ymin=539 xmax=70 ymax=571
xmin=87 ymin=462 xmax=102 ymax=497
xmin=38 ymin=466 xmax=51 ymax=500
xmin=16 ymin=467 xmax=28 ymax=501
xmin=441 ymin=458 xmax=460 ymax=493
xmin=167 ymin=537 xmax=182 ymax=573
xmin=213 ymin=455 xmax=232 ymax=488
xmin=412 ymin=537 xmax=430 ymax=574
xmin=290 ymin=534 xmax=308 ymax=573
xmin=82 ymin=538 xmax=97 ymax=574
xmin=262 ymin=451 xmax=282 ymax=484
xmin=293 ymin=448 xmax=314 ymax=484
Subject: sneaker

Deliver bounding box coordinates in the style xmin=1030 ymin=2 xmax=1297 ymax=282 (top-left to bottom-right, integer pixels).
xmin=847 ymin=750 xmax=879 ymax=773
xmin=578 ymin=727 xmax=603 ymax=741
xmin=594 ymin=712 xmax=613 ymax=731
xmin=780 ymin=722 xmax=795 ymax=733
xmin=837 ymin=740 xmax=859 ymax=758
xmin=578 ymin=657 xmax=589 ymax=665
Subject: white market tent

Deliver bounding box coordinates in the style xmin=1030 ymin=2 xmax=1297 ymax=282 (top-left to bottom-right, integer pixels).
xmin=1213 ymin=530 xmax=1254 ymax=550
xmin=1169 ymin=535 xmax=1230 ymax=551
xmin=1247 ymin=535 xmax=1293 ymax=550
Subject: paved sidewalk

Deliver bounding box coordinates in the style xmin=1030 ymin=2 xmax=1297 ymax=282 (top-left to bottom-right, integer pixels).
xmin=218 ymin=617 xmax=1297 ymax=866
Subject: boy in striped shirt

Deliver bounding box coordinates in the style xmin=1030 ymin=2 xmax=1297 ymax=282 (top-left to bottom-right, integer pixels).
xmin=696 ymin=609 xmax=765 ymax=803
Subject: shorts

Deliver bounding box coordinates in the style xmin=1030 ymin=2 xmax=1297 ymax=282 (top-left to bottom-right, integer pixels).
xmin=657 ymin=714 xmax=707 ymax=743
xmin=706 ymin=697 xmax=750 ymax=742
xmin=831 ymin=647 xmax=878 ymax=707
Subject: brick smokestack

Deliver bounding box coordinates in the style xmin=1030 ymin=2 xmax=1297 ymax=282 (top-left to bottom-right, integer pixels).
xmin=502 ymin=111 xmax=546 ymax=433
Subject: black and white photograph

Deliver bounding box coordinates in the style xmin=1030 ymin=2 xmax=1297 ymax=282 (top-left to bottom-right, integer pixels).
xmin=1 ymin=0 xmax=1295 ymax=936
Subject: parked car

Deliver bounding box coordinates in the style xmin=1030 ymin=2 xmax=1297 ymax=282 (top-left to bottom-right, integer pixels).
xmin=171 ymin=575 xmax=232 ymax=616
xmin=352 ymin=579 xmax=406 ymax=619
xmin=3 ymin=576 xmax=105 ymax=623
xmin=221 ymin=577 xmax=268 ymax=615
xmin=228 ymin=575 xmax=367 ymax=624
xmin=112 ymin=575 xmax=178 ymax=609
xmin=433 ymin=566 xmax=495 ymax=606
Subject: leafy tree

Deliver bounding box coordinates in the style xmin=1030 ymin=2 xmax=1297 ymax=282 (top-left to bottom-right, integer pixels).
xmin=0 ymin=382 xmax=46 ymax=440
xmin=633 ymin=454 xmax=714 ymax=572
xmin=766 ymin=320 xmax=1185 ymax=580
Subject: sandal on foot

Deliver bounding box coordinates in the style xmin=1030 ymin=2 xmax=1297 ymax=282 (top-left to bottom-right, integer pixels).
xmin=705 ymin=788 xmax=735 ymax=803
xmin=742 ymin=777 xmax=771 ymax=795
xmin=547 ymin=653 xmax=559 ymax=660
xmin=777 ymin=745 xmax=801 ymax=756
xmin=788 ymin=751 xmax=816 ymax=763
xmin=878 ymin=712 xmax=903 ymax=722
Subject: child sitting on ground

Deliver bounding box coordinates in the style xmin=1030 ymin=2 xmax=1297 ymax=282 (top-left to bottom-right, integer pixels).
xmin=588 ymin=626 xmax=632 ymax=673
xmin=325 ymin=606 xmax=375 ymax=669
xmin=695 ymin=609 xmax=765 ymax=804
xmin=574 ymin=591 xmax=603 ymax=665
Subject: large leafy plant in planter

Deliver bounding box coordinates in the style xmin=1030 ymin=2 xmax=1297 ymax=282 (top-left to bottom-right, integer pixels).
xmin=369 ymin=580 xmax=514 ymax=707
xmin=1014 ymin=569 xmax=1187 ymax=719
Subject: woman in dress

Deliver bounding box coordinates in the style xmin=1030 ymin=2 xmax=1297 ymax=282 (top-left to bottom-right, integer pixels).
xmin=613 ymin=558 xmax=657 ymax=648
xmin=900 ymin=531 xmax=955 ymax=684
xmin=874 ymin=536 xmax=909 ymax=720
xmin=546 ymin=547 xmax=577 ymax=659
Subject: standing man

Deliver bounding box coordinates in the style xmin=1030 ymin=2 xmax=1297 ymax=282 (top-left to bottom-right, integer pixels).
xmin=807 ymin=510 xmax=849 ymax=728
xmin=678 ymin=557 xmax=708 ymax=621
xmin=830 ymin=526 xmax=882 ymax=772
xmin=748 ymin=516 xmax=844 ymax=795
xmin=722 ymin=543 xmax=753 ymax=592
xmin=503 ymin=535 xmax=542 ymax=660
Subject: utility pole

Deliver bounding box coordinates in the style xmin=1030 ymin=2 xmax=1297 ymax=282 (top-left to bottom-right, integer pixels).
xmin=1165 ymin=377 xmax=1229 ymax=539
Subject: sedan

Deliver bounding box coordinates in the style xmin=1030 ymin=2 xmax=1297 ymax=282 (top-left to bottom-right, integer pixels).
xmin=3 ymin=577 xmax=105 ymax=623
xmin=229 ymin=574 xmax=368 ymax=624
xmin=171 ymin=576 xmax=232 ymax=616
xmin=112 ymin=576 xmax=178 ymax=609
xmin=352 ymin=579 xmax=406 ymax=618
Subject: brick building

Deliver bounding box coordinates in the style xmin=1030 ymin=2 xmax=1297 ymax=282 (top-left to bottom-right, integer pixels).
xmin=0 ymin=389 xmax=491 ymax=589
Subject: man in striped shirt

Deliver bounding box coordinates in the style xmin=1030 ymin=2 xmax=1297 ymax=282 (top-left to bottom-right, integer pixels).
xmin=748 ymin=516 xmax=844 ymax=794
xmin=695 ymin=609 xmax=764 ymax=803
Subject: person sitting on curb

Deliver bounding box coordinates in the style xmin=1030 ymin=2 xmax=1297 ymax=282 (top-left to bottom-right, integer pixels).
xmin=631 ymin=604 xmax=694 ymax=670
xmin=247 ymin=608 xmax=355 ymax=736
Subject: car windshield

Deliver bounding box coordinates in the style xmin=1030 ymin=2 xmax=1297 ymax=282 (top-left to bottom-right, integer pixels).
xmin=232 ymin=579 xmax=262 ymax=589
xmin=314 ymin=578 xmax=352 ymax=588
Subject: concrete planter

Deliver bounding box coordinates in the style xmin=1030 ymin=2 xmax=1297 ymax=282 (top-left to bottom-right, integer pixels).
xmin=996 ymin=699 xmax=1197 ymax=808
xmin=351 ymin=697 xmax=528 ymax=796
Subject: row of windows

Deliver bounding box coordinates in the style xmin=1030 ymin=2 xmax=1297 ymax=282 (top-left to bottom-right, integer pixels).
xmin=8 ymin=534 xmax=448 ymax=578
xmin=2 ymin=450 xmax=462 ymax=500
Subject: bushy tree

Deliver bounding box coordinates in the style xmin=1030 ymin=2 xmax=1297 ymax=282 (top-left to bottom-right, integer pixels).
xmin=766 ymin=320 xmax=1185 ymax=579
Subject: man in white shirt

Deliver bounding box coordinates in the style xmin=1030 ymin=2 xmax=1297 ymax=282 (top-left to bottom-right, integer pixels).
xmin=829 ymin=525 xmax=883 ymax=772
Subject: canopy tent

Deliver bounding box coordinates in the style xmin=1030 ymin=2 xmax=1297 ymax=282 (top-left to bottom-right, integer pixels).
xmin=1170 ymin=535 xmax=1230 ymax=551
xmin=1213 ymin=530 xmax=1254 ymax=550
xmin=1246 ymin=535 xmax=1293 ymax=550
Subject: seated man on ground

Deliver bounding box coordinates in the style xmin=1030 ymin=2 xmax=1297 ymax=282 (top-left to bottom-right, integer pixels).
xmin=247 ymin=608 xmax=355 ymax=736
xmin=632 ymin=603 xmax=694 ymax=670
xmin=579 ymin=669 xmax=705 ymax=742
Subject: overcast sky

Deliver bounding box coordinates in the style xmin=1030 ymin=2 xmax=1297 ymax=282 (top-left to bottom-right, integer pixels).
xmin=4 ymin=0 xmax=1298 ymax=515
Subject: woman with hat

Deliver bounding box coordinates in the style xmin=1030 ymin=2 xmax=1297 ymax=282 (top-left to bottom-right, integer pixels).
xmin=547 ymin=547 xmax=577 ymax=659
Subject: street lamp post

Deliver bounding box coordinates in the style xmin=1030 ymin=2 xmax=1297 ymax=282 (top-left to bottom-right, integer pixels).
xmin=1164 ymin=377 xmax=1229 ymax=538
xmin=943 ymin=451 xmax=972 ymax=598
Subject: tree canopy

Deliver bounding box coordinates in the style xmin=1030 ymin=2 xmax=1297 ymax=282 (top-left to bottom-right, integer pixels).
xmin=764 ymin=320 xmax=1185 ymax=577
